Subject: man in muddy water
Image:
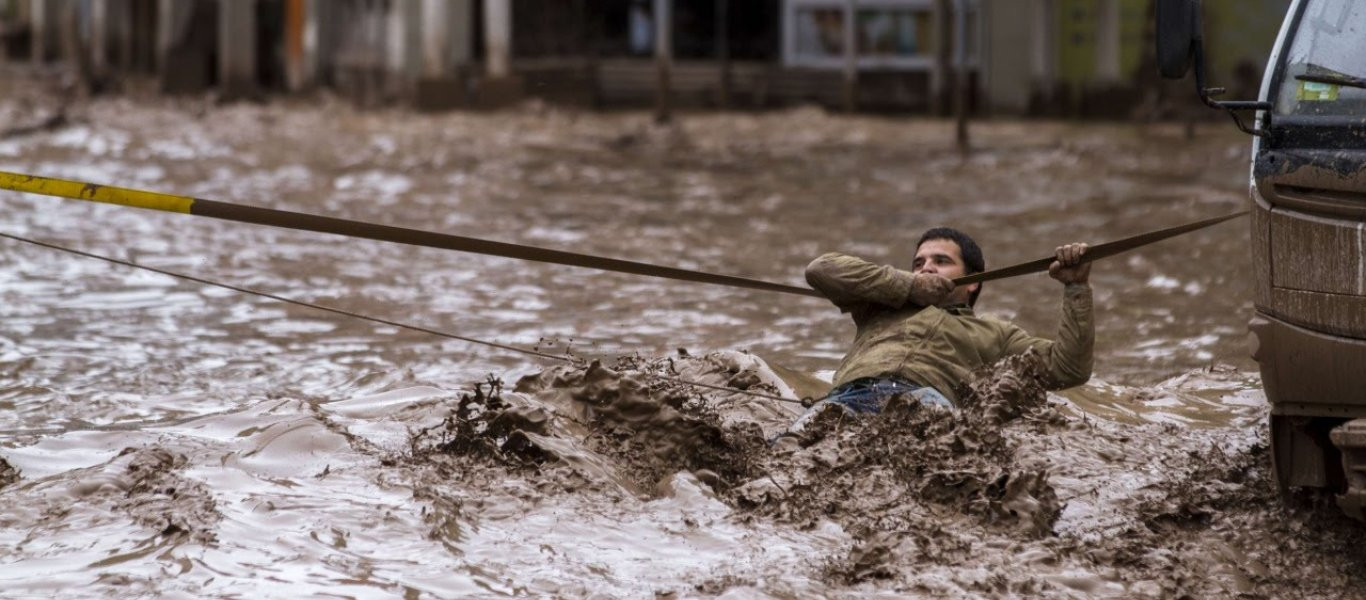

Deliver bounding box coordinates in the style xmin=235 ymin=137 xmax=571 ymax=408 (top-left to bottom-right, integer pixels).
xmin=794 ymin=228 xmax=1092 ymax=427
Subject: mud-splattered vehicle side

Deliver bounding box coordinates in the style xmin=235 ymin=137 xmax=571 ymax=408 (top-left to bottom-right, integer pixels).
xmin=1249 ymin=0 xmax=1366 ymax=519
xmin=1161 ymin=0 xmax=1366 ymax=518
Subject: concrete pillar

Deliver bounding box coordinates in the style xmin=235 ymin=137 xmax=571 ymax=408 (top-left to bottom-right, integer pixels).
xmin=31 ymin=0 xmax=49 ymax=65
xmin=156 ymin=0 xmax=172 ymax=72
xmin=415 ymin=0 xmax=461 ymax=110
xmin=932 ymin=0 xmax=950 ymax=115
xmin=90 ymin=0 xmax=107 ymax=73
xmin=715 ymin=0 xmax=729 ymax=108
xmin=421 ymin=0 xmax=447 ymax=78
xmin=981 ymin=0 xmax=1034 ymax=114
xmin=14 ymin=0 xmax=31 ymax=25
xmin=841 ymin=0 xmax=856 ymax=112
xmin=303 ymin=0 xmax=321 ymax=86
xmin=1095 ymin=0 xmax=1120 ymax=83
xmin=952 ymin=0 xmax=969 ymax=151
xmin=283 ymin=0 xmax=306 ymax=90
xmin=1031 ymin=0 xmax=1054 ymax=88
xmin=3 ymin=0 xmax=25 ymax=62
xmin=484 ymin=0 xmax=509 ymax=78
xmin=449 ymin=0 xmax=472 ymax=67
xmin=479 ymin=0 xmax=519 ymax=107
xmin=111 ymin=0 xmax=132 ymax=71
xmin=377 ymin=0 xmax=417 ymax=101
xmin=653 ymin=0 xmax=671 ymax=123
xmin=158 ymin=0 xmax=213 ymax=93
xmin=306 ymin=0 xmax=330 ymax=84
xmin=13 ymin=0 xmax=31 ymax=49
xmin=386 ymin=0 xmax=418 ymax=79
xmin=219 ymin=0 xmax=257 ymax=100
xmin=3 ymin=0 xmax=26 ymax=62
xmin=386 ymin=0 xmax=401 ymax=74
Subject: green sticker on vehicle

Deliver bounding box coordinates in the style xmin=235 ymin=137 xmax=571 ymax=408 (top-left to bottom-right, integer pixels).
xmin=1298 ymin=81 xmax=1340 ymax=101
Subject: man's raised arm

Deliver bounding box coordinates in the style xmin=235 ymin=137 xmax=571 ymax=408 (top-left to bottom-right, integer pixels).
xmin=999 ymin=242 xmax=1095 ymax=389
xmin=1000 ymin=283 xmax=1095 ymax=389
xmin=805 ymin=253 xmax=950 ymax=311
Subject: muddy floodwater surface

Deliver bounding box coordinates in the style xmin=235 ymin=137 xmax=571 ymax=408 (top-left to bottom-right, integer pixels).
xmin=1 ymin=81 xmax=1364 ymax=597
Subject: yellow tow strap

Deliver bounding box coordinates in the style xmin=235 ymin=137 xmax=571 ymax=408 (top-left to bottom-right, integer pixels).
xmin=0 ymin=171 xmax=195 ymax=214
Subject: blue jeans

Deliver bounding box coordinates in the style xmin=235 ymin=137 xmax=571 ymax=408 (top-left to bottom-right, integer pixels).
xmin=788 ymin=377 xmax=953 ymax=433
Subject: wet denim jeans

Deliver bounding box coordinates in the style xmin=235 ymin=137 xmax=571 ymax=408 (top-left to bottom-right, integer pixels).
xmin=787 ymin=377 xmax=953 ymax=434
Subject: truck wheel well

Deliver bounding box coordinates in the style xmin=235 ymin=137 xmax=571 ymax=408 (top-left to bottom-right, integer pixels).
xmin=1271 ymin=414 xmax=1348 ymax=495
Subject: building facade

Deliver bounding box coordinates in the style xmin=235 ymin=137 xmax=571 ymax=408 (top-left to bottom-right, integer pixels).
xmin=0 ymin=0 xmax=1289 ymax=115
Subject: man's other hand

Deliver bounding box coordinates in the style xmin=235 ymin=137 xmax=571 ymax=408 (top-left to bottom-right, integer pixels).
xmin=1048 ymin=243 xmax=1090 ymax=285
xmin=908 ymin=273 xmax=954 ymax=306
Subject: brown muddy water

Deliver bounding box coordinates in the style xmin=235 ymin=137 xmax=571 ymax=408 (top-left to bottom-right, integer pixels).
xmin=1 ymin=80 xmax=1363 ymax=598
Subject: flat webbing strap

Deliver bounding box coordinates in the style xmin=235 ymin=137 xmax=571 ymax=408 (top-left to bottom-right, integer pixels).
xmin=953 ymin=210 xmax=1248 ymax=286
xmin=0 ymin=170 xmax=822 ymax=298
xmin=0 ymin=170 xmax=1245 ymax=293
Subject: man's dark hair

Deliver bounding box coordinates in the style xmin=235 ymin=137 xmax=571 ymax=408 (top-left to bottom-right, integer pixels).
xmin=916 ymin=227 xmax=985 ymax=307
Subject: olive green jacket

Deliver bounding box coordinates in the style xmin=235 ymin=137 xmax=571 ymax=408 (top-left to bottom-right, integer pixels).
xmin=806 ymin=253 xmax=1094 ymax=406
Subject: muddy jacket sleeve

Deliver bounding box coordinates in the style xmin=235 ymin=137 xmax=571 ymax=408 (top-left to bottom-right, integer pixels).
xmin=999 ymin=283 xmax=1095 ymax=389
xmin=805 ymin=253 xmax=927 ymax=311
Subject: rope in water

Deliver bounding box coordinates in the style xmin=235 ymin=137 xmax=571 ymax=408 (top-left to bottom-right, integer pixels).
xmin=0 ymin=231 xmax=807 ymax=406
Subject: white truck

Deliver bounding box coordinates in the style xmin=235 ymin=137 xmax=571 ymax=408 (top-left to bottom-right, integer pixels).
xmin=1157 ymin=0 xmax=1366 ymax=518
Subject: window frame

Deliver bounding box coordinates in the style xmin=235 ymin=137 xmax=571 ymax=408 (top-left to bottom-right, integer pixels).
xmin=781 ymin=0 xmax=980 ymax=70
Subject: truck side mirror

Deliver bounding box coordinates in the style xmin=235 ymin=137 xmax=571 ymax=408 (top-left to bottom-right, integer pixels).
xmin=1154 ymin=0 xmax=1271 ymax=136
xmin=1155 ymin=0 xmax=1201 ymax=79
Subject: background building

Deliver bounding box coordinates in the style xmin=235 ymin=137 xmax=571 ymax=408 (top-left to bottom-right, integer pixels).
xmin=0 ymin=0 xmax=1290 ymax=115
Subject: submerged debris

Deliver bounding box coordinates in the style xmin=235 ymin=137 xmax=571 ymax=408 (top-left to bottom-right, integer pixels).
xmin=110 ymin=447 xmax=221 ymax=544
xmin=0 ymin=456 xmax=18 ymax=489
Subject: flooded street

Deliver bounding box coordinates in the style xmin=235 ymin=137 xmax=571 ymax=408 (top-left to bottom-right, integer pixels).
xmin=2 ymin=81 xmax=1363 ymax=597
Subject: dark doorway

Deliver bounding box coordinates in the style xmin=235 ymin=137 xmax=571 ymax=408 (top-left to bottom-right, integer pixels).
xmin=160 ymin=0 xmax=218 ymax=94
xmin=506 ymin=0 xmax=781 ymax=61
xmin=256 ymin=0 xmax=287 ymax=90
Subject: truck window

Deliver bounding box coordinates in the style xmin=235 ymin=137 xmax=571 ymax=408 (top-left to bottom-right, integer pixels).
xmin=1274 ymin=0 xmax=1366 ymax=117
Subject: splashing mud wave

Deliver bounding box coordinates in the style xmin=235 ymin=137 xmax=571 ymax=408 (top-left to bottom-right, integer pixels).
xmin=385 ymin=352 xmax=1361 ymax=597
xmin=1 ymin=350 xmax=1364 ymax=596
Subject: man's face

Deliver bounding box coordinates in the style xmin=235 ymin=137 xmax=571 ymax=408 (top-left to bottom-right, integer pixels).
xmin=912 ymin=238 xmax=979 ymax=306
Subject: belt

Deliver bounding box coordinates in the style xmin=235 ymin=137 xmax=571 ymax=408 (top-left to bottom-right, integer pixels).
xmin=821 ymin=376 xmax=954 ymax=410
xmin=833 ymin=376 xmax=923 ymax=393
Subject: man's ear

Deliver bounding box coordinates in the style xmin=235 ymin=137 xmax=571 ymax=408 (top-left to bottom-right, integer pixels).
xmin=966 ymin=282 xmax=980 ymax=296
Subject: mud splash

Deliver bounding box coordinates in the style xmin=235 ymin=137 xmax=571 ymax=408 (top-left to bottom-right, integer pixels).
xmin=407 ymin=355 xmax=770 ymax=497
xmin=99 ymin=447 xmax=222 ymax=544
xmin=12 ymin=447 xmax=219 ymax=543
xmin=386 ymin=351 xmax=1366 ymax=597
xmin=1 ymin=348 xmax=1363 ymax=596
